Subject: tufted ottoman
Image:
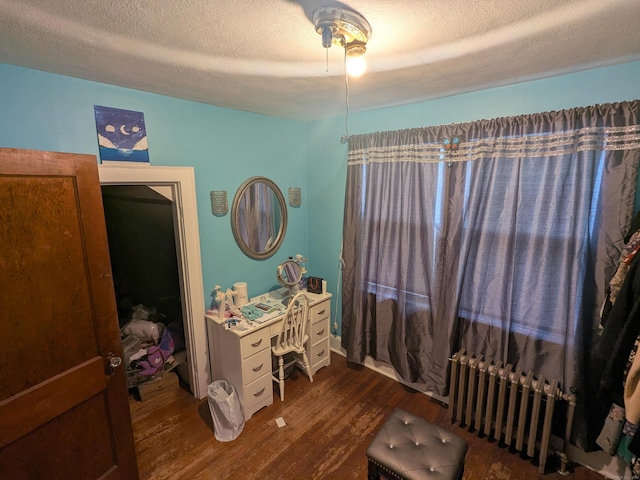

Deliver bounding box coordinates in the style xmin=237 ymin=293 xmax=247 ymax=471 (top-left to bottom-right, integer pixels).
xmin=366 ymin=409 xmax=467 ymax=480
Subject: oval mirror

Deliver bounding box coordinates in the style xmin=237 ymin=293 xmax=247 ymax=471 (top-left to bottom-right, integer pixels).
xmin=231 ymin=176 xmax=287 ymax=260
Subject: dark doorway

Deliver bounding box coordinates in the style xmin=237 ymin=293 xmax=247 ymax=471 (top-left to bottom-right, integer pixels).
xmin=101 ymin=185 xmax=183 ymax=328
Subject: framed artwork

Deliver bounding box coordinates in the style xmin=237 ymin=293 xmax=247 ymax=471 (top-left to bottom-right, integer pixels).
xmin=94 ymin=105 xmax=149 ymax=163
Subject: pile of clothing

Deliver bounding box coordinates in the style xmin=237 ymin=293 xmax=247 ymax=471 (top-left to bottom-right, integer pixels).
xmin=120 ymin=304 xmax=185 ymax=387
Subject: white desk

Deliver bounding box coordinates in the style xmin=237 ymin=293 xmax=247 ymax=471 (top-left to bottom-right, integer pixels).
xmin=206 ymin=289 xmax=332 ymax=420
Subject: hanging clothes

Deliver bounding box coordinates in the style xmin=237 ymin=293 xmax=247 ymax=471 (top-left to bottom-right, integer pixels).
xmin=596 ymin=253 xmax=640 ymax=404
xmin=626 ymin=349 xmax=640 ymax=424
xmin=626 ymin=212 xmax=640 ymax=244
xmin=611 ymin=232 xmax=640 ymax=308
xmin=602 ymin=228 xmax=640 ymax=327
xmin=588 ymin=251 xmax=640 ymax=453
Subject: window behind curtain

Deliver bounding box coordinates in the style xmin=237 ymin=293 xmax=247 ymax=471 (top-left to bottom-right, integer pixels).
xmin=456 ymin=152 xmax=605 ymax=345
xmin=341 ymin=102 xmax=640 ymax=405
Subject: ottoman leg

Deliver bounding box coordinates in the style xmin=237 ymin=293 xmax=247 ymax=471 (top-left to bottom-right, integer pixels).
xmin=367 ymin=459 xmax=380 ymax=480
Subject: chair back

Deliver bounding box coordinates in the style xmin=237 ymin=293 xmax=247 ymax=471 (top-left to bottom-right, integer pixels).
xmin=275 ymin=292 xmax=310 ymax=352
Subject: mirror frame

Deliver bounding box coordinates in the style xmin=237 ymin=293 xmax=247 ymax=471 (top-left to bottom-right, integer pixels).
xmin=277 ymin=259 xmax=302 ymax=287
xmin=231 ymin=176 xmax=288 ymax=260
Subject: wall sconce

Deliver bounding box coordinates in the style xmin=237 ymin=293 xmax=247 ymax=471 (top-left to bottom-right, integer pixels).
xmin=289 ymin=187 xmax=302 ymax=208
xmin=210 ymin=190 xmax=228 ymax=217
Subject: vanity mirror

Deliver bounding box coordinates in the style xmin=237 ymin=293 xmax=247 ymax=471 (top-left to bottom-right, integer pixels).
xmin=276 ymin=258 xmax=302 ymax=305
xmin=231 ymin=176 xmax=287 ymax=260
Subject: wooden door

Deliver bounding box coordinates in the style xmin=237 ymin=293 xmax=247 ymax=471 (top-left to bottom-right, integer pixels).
xmin=0 ymin=148 xmax=138 ymax=478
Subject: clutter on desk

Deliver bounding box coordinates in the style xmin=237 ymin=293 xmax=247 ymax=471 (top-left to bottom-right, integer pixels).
xmin=241 ymin=302 xmax=284 ymax=324
xmin=213 ymin=285 xmax=238 ymax=320
xmin=206 ymin=283 xmax=291 ymax=328
xmin=294 ymin=253 xmax=308 ymax=290
xmin=240 ymin=304 xmax=264 ymax=320
xmin=206 ymin=303 xmax=237 ymax=319
xmin=233 ymin=281 xmax=248 ymax=307
xmin=210 ymin=283 xmax=250 ymax=320
xmin=306 ymin=276 xmax=323 ymax=294
xmin=225 ymin=318 xmax=240 ymax=329
xmin=119 ymin=303 xmax=187 ymax=400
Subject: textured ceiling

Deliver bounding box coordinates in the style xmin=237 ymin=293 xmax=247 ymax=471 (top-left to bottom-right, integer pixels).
xmin=1 ymin=0 xmax=639 ymax=121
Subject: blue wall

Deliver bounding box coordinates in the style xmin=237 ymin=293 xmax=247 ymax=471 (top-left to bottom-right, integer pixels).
xmin=1 ymin=61 xmax=639 ymax=331
xmin=0 ymin=63 xmax=308 ymax=305
xmin=305 ymin=61 xmax=640 ymax=333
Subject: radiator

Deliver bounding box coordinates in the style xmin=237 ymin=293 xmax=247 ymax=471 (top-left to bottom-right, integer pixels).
xmin=448 ymin=349 xmax=577 ymax=475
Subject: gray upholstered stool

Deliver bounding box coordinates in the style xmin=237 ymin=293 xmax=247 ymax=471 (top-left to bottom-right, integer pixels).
xmin=366 ymin=409 xmax=467 ymax=480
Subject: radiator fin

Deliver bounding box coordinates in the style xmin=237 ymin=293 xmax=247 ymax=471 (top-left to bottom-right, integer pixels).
xmin=448 ymin=349 xmax=576 ymax=475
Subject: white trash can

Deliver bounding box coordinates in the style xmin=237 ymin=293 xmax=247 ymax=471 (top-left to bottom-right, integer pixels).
xmin=207 ymin=379 xmax=245 ymax=442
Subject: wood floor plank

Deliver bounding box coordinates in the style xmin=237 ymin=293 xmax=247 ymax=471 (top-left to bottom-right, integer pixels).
xmin=130 ymin=353 xmax=605 ymax=480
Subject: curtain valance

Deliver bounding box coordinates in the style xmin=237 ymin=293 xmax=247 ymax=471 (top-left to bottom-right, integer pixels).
xmin=347 ymin=101 xmax=640 ymax=165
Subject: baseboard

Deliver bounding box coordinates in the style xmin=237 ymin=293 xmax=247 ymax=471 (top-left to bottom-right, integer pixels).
xmin=565 ymin=445 xmax=632 ymax=479
xmin=329 ymin=335 xmax=447 ymax=403
xmin=329 ymin=334 xmax=630 ymax=479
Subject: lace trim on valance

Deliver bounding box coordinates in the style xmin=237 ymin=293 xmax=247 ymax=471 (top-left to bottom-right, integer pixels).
xmin=348 ymin=125 xmax=640 ymax=166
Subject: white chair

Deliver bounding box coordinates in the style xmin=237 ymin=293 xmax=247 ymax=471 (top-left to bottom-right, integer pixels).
xmin=271 ymin=292 xmax=313 ymax=401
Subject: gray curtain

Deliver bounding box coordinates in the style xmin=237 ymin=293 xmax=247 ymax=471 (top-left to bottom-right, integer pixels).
xmin=341 ymin=101 xmax=640 ymax=399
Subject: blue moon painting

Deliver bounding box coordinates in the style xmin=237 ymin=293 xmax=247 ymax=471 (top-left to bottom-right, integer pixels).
xmin=94 ymin=105 xmax=149 ymax=163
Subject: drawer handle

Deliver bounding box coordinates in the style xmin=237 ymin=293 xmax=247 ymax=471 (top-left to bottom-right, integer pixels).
xmin=251 ymin=338 xmax=263 ymax=348
xmin=316 ymin=328 xmax=325 ymax=336
xmin=317 ymin=309 xmax=326 ymax=315
xmin=316 ymin=349 xmax=325 ymax=357
xmin=252 ymin=363 xmax=264 ymax=372
xmin=253 ymin=387 xmax=265 ymax=397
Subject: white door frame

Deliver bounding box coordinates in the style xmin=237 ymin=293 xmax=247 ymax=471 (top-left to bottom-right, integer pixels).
xmin=98 ymin=164 xmax=209 ymax=399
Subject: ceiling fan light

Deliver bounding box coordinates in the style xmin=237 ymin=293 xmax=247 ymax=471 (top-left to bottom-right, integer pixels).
xmin=346 ymin=55 xmax=366 ymax=77
xmin=345 ymin=40 xmax=367 ymax=77
xmin=313 ymin=6 xmax=371 ymax=49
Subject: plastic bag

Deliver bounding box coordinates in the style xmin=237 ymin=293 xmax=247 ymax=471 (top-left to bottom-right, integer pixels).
xmin=207 ymin=380 xmax=245 ymax=442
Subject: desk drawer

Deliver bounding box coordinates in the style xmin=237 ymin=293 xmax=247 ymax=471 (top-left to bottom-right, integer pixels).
xmin=309 ymin=300 xmax=330 ymax=324
xmin=241 ymin=328 xmax=270 ymax=359
xmin=243 ymin=348 xmax=271 ymax=385
xmin=309 ymin=317 xmax=329 ymax=344
xmin=310 ymin=338 xmax=329 ymax=368
xmin=243 ymin=373 xmax=273 ymax=418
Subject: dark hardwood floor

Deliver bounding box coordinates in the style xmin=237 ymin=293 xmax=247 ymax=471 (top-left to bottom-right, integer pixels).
xmin=129 ymin=352 xmax=605 ymax=480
